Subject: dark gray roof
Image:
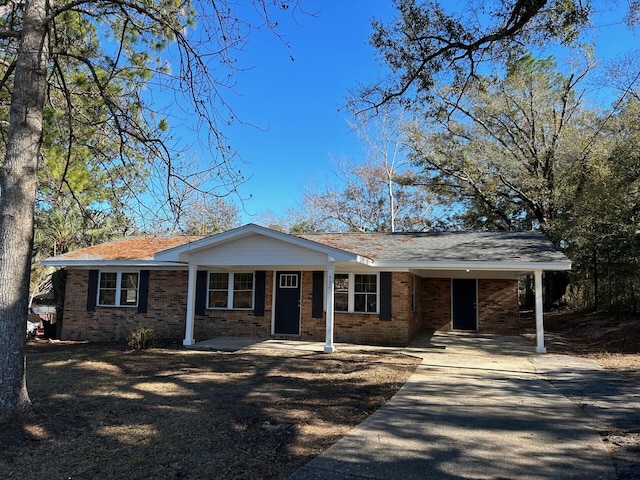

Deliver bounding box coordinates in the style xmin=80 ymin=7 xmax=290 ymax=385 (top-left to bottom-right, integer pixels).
xmin=298 ymin=231 xmax=569 ymax=265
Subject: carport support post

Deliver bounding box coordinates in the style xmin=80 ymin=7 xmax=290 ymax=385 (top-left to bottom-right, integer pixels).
xmin=534 ymin=269 xmax=546 ymax=354
xmin=183 ymin=264 xmax=197 ymax=346
xmin=324 ymin=259 xmax=336 ymax=353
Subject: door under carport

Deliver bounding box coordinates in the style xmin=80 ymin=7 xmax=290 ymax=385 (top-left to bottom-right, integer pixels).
xmin=452 ymin=278 xmax=477 ymax=331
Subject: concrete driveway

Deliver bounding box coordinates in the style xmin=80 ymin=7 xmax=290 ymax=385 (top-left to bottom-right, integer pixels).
xmin=288 ymin=332 xmax=616 ymax=480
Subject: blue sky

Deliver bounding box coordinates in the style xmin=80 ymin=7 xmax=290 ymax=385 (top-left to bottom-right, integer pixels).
xmin=199 ymin=1 xmax=637 ymax=224
xmin=219 ymin=1 xmax=396 ymax=222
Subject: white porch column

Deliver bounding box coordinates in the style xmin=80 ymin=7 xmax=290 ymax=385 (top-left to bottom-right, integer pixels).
xmin=183 ymin=264 xmax=197 ymax=346
xmin=324 ymin=259 xmax=336 ymax=353
xmin=534 ymin=269 xmax=546 ymax=353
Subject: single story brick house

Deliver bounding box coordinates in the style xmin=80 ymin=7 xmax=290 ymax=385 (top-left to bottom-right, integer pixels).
xmin=41 ymin=224 xmax=571 ymax=353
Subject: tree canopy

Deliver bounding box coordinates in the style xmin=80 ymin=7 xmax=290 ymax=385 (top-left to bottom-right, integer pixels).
xmin=0 ymin=0 xmax=300 ymax=416
xmin=352 ymin=0 xmax=637 ymax=113
xmin=349 ymin=1 xmax=640 ymax=311
xmin=406 ymin=55 xmax=591 ymax=233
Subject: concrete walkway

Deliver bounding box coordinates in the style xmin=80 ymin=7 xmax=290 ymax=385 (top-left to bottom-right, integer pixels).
xmin=286 ymin=332 xmax=617 ymax=480
xmin=191 ymin=334 xmax=629 ymax=479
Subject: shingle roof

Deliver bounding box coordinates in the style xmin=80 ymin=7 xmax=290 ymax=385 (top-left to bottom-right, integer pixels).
xmin=48 ymin=236 xmax=203 ymax=262
xmin=297 ymin=231 xmax=566 ymax=264
xmin=42 ymin=228 xmax=568 ymax=268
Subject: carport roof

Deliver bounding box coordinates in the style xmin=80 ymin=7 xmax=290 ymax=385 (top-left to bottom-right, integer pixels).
xmin=297 ymin=230 xmax=567 ymax=265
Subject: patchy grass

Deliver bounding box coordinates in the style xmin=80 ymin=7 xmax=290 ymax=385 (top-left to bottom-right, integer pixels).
xmin=1 ymin=343 xmax=419 ymax=480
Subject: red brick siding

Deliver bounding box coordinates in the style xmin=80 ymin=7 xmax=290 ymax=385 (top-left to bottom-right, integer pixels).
xmin=477 ymin=279 xmax=520 ymax=334
xmin=62 ymin=269 xmax=189 ymax=342
xmin=298 ymin=271 xmax=418 ymax=346
xmin=419 ymin=277 xmax=519 ymax=334
xmin=61 ymin=269 xmax=519 ymax=344
xmin=194 ymin=271 xmax=273 ymax=339
xmin=421 ymin=278 xmax=452 ymax=331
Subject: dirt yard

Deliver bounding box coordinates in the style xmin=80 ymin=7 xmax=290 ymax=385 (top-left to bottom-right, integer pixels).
xmin=0 ymin=343 xmax=419 ymax=480
xmin=3 ymin=312 xmax=638 ymax=479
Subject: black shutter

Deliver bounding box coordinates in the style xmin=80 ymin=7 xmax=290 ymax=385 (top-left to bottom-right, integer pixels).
xmin=312 ymin=271 xmax=324 ymax=318
xmin=195 ymin=270 xmax=208 ymax=316
xmin=86 ymin=270 xmax=99 ymax=311
xmin=137 ymin=270 xmax=150 ymax=313
xmin=379 ymin=272 xmax=392 ymax=321
xmin=254 ymin=271 xmax=266 ymax=317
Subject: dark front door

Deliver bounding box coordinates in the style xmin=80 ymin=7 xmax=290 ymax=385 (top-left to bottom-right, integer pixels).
xmin=452 ymin=279 xmax=477 ymax=331
xmin=274 ymin=271 xmax=301 ymax=335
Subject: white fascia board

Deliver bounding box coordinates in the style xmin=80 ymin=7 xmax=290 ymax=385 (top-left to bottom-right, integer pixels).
xmin=370 ymin=260 xmax=572 ymax=271
xmin=356 ymin=255 xmax=374 ymax=266
xmin=39 ymin=260 xmax=187 ymax=269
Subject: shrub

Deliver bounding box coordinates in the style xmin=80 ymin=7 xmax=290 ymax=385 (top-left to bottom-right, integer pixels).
xmin=128 ymin=324 xmax=154 ymax=350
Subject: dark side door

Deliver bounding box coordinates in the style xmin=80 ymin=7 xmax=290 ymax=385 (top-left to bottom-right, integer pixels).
xmin=274 ymin=271 xmax=301 ymax=335
xmin=452 ymin=278 xmax=477 ymax=331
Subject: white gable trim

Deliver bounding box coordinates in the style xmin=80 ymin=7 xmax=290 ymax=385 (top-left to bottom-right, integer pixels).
xmin=154 ymin=223 xmax=363 ymax=265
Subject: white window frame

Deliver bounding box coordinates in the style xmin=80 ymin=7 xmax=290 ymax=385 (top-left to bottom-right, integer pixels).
xmin=97 ymin=271 xmax=140 ymax=307
xmin=334 ymin=272 xmax=379 ymax=314
xmin=207 ymin=271 xmax=255 ymax=310
xmin=279 ymin=273 xmax=299 ymax=289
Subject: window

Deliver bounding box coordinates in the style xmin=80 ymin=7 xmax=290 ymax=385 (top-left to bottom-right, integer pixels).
xmin=209 ymin=273 xmax=229 ymax=308
xmin=334 ymin=273 xmax=378 ymax=314
xmin=279 ymin=273 xmax=298 ymax=288
xmin=354 ymin=274 xmax=377 ymax=313
xmin=98 ymin=271 xmax=139 ymax=307
xmin=334 ymin=273 xmax=349 ymax=312
xmin=208 ymin=272 xmax=254 ymax=310
xmin=233 ymin=273 xmax=254 ymax=309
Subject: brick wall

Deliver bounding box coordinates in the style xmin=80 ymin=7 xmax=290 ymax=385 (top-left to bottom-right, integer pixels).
xmin=298 ymin=271 xmax=418 ymax=346
xmin=62 ymin=269 xmax=189 ymax=342
xmin=61 ymin=269 xmax=518 ymax=344
xmin=194 ymin=271 xmax=273 ymax=339
xmin=419 ymin=277 xmax=519 ymax=334
xmin=478 ymin=279 xmax=520 ymax=334
xmin=421 ymin=278 xmax=452 ymax=331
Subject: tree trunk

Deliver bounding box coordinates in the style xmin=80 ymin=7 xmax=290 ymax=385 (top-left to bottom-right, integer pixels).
xmin=0 ymin=0 xmax=49 ymax=417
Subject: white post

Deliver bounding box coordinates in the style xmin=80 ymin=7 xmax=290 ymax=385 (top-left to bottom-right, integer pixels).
xmin=534 ymin=269 xmax=546 ymax=353
xmin=324 ymin=259 xmax=336 ymax=353
xmin=183 ymin=264 xmax=197 ymax=346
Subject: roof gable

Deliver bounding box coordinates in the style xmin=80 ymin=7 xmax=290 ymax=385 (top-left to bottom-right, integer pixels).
xmin=153 ymin=224 xmax=362 ymax=265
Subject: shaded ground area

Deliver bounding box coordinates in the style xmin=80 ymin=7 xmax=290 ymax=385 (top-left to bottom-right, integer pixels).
xmin=521 ymin=309 xmax=640 ymax=372
xmin=1 ymin=343 xmax=419 ymax=480
xmin=523 ymin=310 xmax=640 ymax=480
xmin=292 ymin=332 xmax=616 ymax=480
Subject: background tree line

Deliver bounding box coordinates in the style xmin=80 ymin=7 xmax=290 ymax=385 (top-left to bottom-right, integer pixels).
xmin=281 ymin=51 xmax=639 ymax=314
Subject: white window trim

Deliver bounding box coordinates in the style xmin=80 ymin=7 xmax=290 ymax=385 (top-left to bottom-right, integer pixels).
xmin=97 ymin=271 xmax=140 ymax=308
xmin=207 ymin=271 xmax=255 ymax=310
xmin=334 ymin=272 xmax=379 ymax=314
